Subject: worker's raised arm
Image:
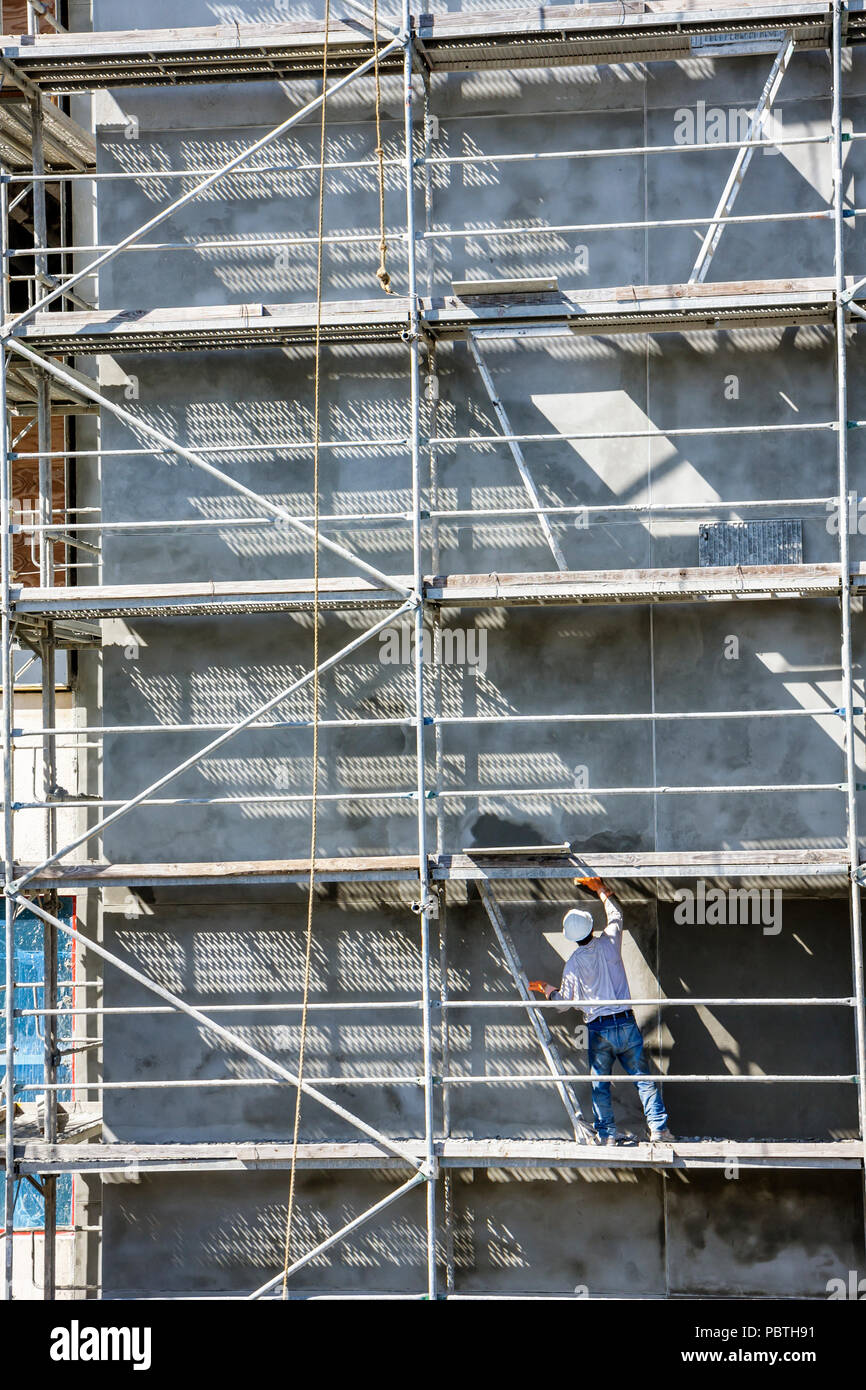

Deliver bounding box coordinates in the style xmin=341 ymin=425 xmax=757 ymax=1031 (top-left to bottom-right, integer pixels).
xmin=576 ymin=875 xmax=623 ymax=946
xmin=600 ymin=887 xmax=623 ymax=943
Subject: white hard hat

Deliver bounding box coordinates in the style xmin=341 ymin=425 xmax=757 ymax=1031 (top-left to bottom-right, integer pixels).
xmin=563 ymin=909 xmax=594 ymax=944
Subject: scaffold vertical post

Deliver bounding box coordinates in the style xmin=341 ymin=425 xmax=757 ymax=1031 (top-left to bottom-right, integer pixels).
xmin=831 ymin=0 xmax=866 ymax=1217
xmin=403 ymin=3 xmax=438 ymax=1299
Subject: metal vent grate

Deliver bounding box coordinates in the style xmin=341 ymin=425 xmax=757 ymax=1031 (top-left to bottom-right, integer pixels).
xmin=698 ymin=520 xmax=803 ymax=567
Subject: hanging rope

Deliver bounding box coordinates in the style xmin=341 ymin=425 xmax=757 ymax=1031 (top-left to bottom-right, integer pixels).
xmin=372 ymin=0 xmax=392 ymax=294
xmin=280 ymin=0 xmax=330 ymax=1300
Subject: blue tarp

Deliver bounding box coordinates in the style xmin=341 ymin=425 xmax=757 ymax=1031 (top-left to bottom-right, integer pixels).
xmin=1 ymin=903 xmax=75 ymax=1229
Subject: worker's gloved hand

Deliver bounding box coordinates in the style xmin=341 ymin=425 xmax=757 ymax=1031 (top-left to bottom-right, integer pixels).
xmin=528 ymin=980 xmax=556 ymax=999
xmin=575 ymin=875 xmax=605 ymax=895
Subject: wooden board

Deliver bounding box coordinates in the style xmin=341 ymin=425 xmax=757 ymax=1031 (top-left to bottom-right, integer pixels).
xmin=0 ymin=5 xmax=845 ymax=93
xmin=12 ymin=563 xmax=845 ymax=624
xmin=16 ymin=278 xmax=861 ymax=354
xmin=11 ymin=1136 xmax=864 ymax=1175
xmin=426 ymin=563 xmax=843 ymax=605
xmin=6 ymin=847 xmax=850 ymax=888
xmin=13 ymin=573 xmax=407 ymax=619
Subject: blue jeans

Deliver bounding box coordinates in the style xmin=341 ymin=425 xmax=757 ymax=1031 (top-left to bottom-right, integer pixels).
xmin=588 ymin=1014 xmax=668 ymax=1139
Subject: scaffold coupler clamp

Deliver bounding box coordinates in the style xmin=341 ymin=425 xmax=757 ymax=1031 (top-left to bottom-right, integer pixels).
xmin=411 ymin=890 xmax=439 ymax=918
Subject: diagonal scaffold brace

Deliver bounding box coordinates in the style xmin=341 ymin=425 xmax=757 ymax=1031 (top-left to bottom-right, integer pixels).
xmin=14 ymin=893 xmax=428 ymax=1172
xmin=689 ymin=31 xmax=794 ymax=285
xmin=11 ymin=602 xmax=415 ymax=892
xmin=466 ymin=333 xmax=568 ymax=571
xmin=5 ymin=339 xmax=411 ymax=600
xmin=476 ymin=881 xmax=596 ymax=1143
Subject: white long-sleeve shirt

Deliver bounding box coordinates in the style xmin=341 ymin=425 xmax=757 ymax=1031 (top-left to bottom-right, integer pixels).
xmin=550 ymin=894 xmax=631 ymax=1024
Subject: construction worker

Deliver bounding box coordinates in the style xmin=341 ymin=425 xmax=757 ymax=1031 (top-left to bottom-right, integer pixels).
xmin=532 ymin=876 xmax=673 ymax=1147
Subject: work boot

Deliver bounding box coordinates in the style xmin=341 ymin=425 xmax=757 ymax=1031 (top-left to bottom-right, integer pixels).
xmin=599 ymin=1134 xmax=619 ymax=1147
xmin=647 ymin=1127 xmax=675 ymax=1143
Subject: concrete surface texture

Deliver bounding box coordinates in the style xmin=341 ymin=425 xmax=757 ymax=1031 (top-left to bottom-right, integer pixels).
xmin=85 ymin=0 xmax=866 ymax=1296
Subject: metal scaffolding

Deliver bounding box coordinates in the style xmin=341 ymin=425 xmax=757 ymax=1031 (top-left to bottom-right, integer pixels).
xmin=1 ymin=0 xmax=866 ymax=1300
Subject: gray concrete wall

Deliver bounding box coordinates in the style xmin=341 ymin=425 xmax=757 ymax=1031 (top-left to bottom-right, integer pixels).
xmin=101 ymin=1167 xmax=864 ymax=1298
xmin=86 ymin=0 xmax=866 ymax=1295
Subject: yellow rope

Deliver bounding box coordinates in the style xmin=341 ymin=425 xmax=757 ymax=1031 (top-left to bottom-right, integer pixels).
xmin=372 ymin=0 xmax=392 ymax=294
xmin=281 ymin=0 xmax=329 ymax=1299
